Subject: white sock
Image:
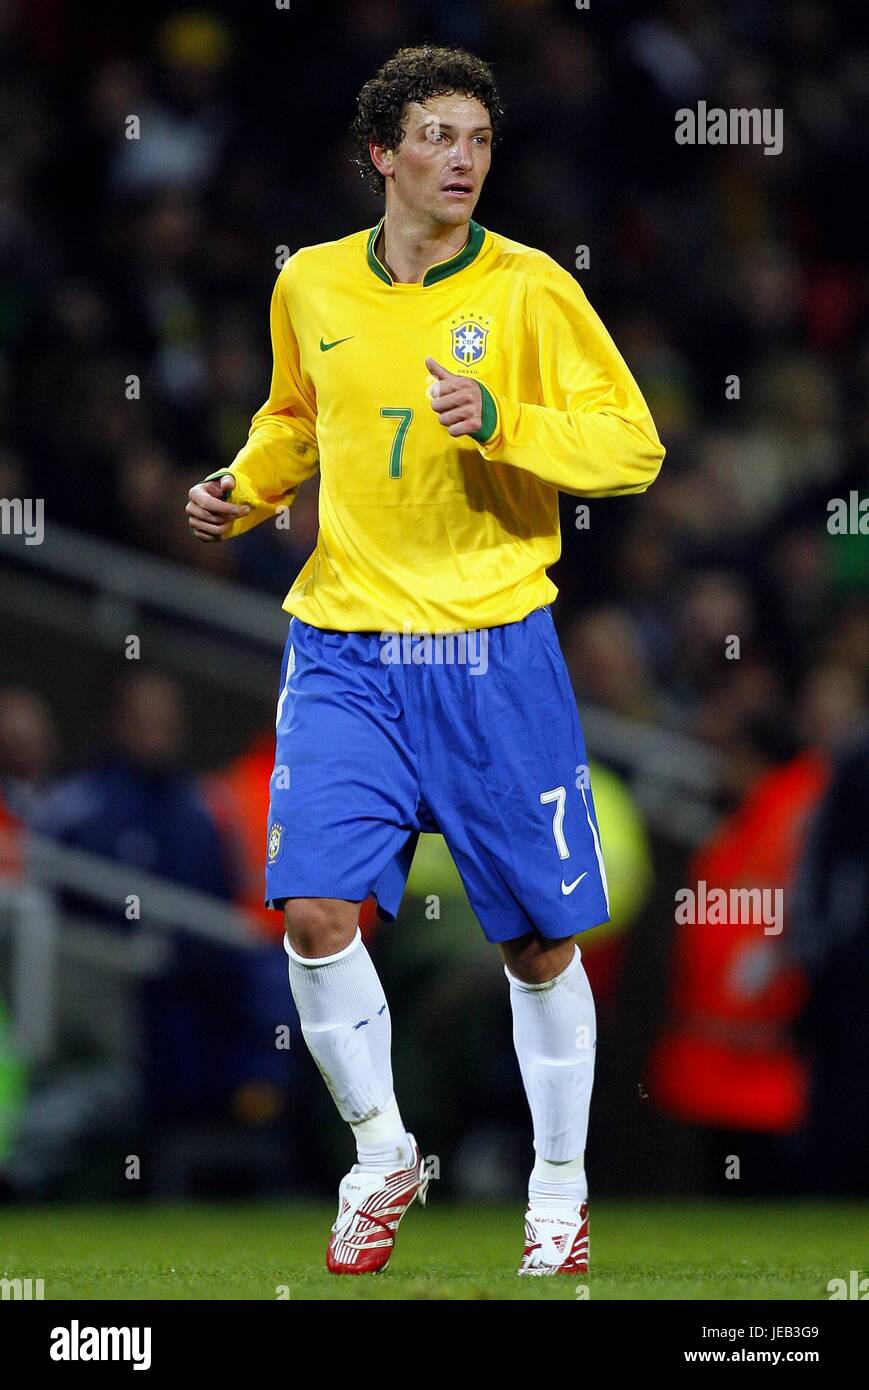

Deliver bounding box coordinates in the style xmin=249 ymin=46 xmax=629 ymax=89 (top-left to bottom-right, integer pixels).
xmin=506 ymin=944 xmax=596 ymax=1205
xmin=352 ymin=1097 xmax=414 ymax=1173
xmin=528 ymin=1154 xmax=587 ymax=1211
xmin=285 ymin=927 xmax=410 ymax=1171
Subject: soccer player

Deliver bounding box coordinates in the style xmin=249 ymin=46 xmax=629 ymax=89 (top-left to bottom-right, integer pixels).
xmin=186 ymin=45 xmax=664 ymax=1276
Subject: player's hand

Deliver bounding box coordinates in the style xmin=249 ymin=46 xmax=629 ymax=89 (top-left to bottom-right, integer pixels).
xmin=186 ymin=475 xmax=251 ymax=542
xmin=425 ymin=357 xmax=483 ymax=438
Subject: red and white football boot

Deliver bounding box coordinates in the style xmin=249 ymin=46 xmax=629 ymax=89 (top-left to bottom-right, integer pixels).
xmin=518 ymin=1201 xmax=590 ymax=1276
xmin=326 ymin=1135 xmax=428 ymax=1274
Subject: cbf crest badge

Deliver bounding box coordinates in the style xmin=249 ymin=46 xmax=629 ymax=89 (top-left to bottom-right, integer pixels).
xmin=449 ymin=313 xmax=492 ymax=370
xmin=267 ymin=822 xmax=283 ymax=865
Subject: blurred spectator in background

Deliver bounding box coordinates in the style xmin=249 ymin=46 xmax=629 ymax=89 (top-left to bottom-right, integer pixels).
xmin=18 ymin=670 xmax=308 ymax=1195
xmin=562 ymin=607 xmax=664 ymax=725
xmin=0 ymin=792 xmax=22 ymax=879
xmin=36 ymin=670 xmax=235 ymax=900
xmin=108 ymin=14 xmax=236 ymax=199
xmin=0 ymin=687 xmax=58 ymax=824
xmin=647 ymin=661 xmax=865 ymax=1192
xmin=206 ymin=728 xmax=277 ymax=939
xmin=206 ymin=714 xmax=381 ymax=947
xmin=789 ymin=725 xmax=869 ymax=1194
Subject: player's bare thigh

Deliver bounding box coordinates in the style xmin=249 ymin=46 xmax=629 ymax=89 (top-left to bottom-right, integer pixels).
xmin=283 ymin=901 xmax=577 ymax=979
xmin=500 ymin=932 xmax=576 ymax=984
xmin=282 ymin=897 xmax=362 ymax=958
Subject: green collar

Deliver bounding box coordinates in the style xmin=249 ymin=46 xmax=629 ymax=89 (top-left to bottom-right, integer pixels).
xmin=366 ymin=218 xmax=486 ymax=286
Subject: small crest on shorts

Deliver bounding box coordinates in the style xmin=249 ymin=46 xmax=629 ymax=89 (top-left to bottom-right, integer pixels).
xmin=268 ymin=821 xmax=283 ymax=864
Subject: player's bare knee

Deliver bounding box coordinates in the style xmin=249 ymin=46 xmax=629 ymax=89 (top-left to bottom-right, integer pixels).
xmin=283 ymin=897 xmax=359 ymax=958
xmin=501 ymin=933 xmax=576 ymax=985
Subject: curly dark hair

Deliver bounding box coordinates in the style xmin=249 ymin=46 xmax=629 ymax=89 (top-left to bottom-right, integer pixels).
xmin=352 ymin=44 xmax=504 ymax=195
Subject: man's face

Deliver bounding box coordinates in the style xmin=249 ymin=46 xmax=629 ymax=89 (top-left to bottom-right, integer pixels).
xmin=375 ymin=92 xmax=492 ymax=226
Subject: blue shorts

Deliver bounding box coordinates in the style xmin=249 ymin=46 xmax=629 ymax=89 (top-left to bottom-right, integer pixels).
xmin=265 ymin=607 xmax=610 ymax=943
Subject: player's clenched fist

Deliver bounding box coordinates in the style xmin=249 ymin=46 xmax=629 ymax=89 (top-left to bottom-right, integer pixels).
xmin=425 ymin=356 xmax=483 ymax=437
xmin=185 ymin=474 xmax=251 ymax=542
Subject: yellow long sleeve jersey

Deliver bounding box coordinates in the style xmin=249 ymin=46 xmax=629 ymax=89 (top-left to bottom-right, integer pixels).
xmin=213 ymin=219 xmax=665 ymax=631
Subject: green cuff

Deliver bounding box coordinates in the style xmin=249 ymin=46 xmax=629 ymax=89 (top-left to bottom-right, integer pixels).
xmin=469 ymin=382 xmax=499 ymax=445
xmin=202 ymin=469 xmax=235 ymax=493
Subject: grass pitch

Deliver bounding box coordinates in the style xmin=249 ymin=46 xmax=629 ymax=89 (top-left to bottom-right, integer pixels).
xmin=0 ymin=1199 xmax=864 ymax=1300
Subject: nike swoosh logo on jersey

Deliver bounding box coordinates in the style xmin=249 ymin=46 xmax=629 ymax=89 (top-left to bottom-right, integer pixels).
xmin=320 ymin=336 xmax=353 ymax=351
xmin=561 ymin=871 xmax=588 ymax=895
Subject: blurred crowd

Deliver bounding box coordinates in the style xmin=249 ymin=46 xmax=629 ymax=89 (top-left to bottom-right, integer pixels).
xmin=0 ymin=0 xmax=867 ymax=1196
xmin=2 ymin=0 xmax=866 ymax=765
